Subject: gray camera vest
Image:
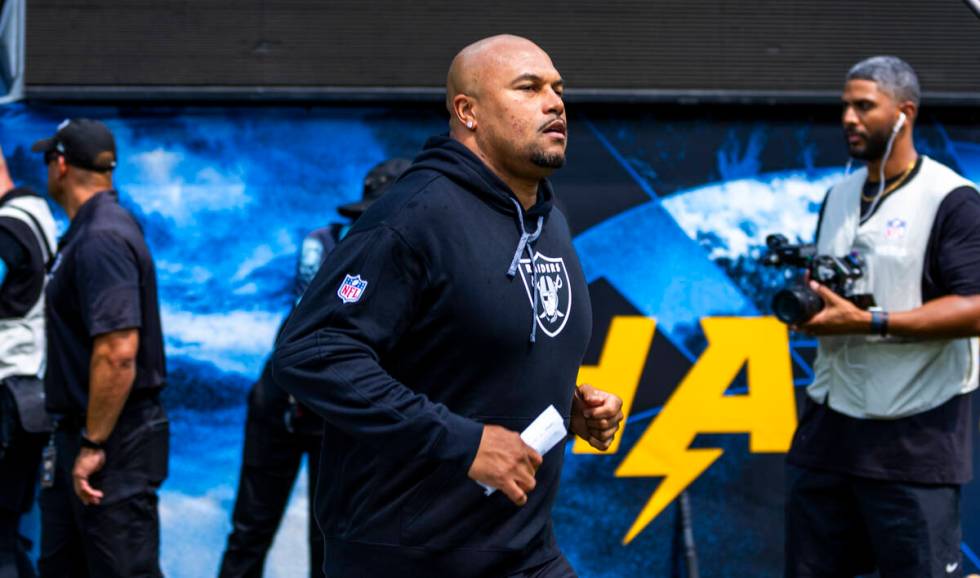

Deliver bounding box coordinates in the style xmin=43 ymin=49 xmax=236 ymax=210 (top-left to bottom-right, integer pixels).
xmin=0 ymin=194 xmax=57 ymax=381
xmin=810 ymin=156 xmax=980 ymax=419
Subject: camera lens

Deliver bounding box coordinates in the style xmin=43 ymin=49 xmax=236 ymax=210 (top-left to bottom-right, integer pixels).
xmin=772 ymin=285 xmax=825 ymax=325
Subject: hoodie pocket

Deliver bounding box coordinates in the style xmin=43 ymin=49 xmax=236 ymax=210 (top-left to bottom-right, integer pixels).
xmin=399 ymin=416 xmax=535 ymax=550
xmin=399 ymin=460 xmax=512 ymax=550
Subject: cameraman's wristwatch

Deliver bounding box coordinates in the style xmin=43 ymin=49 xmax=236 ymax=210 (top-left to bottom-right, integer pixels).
xmin=80 ymin=430 xmax=106 ymax=452
xmin=870 ymin=310 xmax=889 ymax=337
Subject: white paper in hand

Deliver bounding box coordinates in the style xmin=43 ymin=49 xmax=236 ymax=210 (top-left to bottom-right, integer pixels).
xmin=479 ymin=404 xmax=567 ymax=496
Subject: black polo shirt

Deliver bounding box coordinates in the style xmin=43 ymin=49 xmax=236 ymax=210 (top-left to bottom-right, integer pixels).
xmin=45 ymin=190 xmax=166 ymax=416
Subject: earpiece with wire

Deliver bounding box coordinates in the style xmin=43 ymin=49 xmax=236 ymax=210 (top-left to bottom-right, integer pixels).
xmin=892 ymin=112 xmax=906 ymax=135
xmin=861 ymin=111 xmax=907 ymax=223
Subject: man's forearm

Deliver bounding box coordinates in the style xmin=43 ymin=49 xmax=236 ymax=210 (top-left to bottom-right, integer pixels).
xmin=85 ymin=351 xmax=136 ymax=444
xmin=888 ymin=295 xmax=980 ymax=339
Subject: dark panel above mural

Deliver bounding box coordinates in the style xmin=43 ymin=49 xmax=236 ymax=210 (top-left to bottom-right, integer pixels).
xmin=2 ymin=101 xmax=979 ymax=577
xmin=24 ymin=1 xmax=980 ymax=101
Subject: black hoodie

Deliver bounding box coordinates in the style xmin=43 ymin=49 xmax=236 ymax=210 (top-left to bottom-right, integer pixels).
xmin=272 ymin=136 xmax=592 ymax=577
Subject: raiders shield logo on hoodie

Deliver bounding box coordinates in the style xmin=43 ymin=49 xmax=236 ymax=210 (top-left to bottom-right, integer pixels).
xmin=517 ymin=252 xmax=572 ymax=338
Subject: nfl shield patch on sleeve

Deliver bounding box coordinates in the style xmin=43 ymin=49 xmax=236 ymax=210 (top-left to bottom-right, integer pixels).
xmin=337 ymin=274 xmax=368 ymax=303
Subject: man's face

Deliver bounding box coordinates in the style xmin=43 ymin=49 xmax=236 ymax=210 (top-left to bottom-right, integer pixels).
xmin=475 ymin=45 xmax=566 ymax=178
xmin=841 ymin=79 xmax=901 ymax=161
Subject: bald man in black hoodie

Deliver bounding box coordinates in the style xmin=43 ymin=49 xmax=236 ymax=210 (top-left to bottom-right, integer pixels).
xmin=273 ymin=35 xmax=623 ymax=578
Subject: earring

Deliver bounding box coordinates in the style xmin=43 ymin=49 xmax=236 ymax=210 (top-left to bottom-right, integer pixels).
xmin=466 ymin=120 xmax=474 ymax=129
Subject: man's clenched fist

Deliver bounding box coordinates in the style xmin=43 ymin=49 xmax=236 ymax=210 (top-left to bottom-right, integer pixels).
xmin=570 ymin=384 xmax=624 ymax=451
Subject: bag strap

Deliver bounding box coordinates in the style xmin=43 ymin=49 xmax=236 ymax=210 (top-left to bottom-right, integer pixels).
xmin=0 ymin=204 xmax=55 ymax=266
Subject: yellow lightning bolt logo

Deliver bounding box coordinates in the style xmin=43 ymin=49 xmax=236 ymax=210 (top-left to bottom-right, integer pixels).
xmin=612 ymin=317 xmax=797 ymax=544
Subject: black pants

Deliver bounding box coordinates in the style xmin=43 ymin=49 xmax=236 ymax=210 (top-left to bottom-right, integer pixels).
xmin=218 ymin=410 xmax=323 ymax=578
xmin=38 ymin=399 xmax=168 ymax=578
xmin=0 ymin=380 xmax=47 ymax=578
xmin=0 ymin=511 xmax=37 ymax=578
xmin=785 ymin=465 xmax=962 ymax=578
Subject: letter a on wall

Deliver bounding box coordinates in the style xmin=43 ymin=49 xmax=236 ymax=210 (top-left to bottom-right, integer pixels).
xmin=616 ymin=317 xmax=797 ymax=544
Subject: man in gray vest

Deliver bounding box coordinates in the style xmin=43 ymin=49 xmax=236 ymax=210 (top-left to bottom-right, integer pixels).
xmin=785 ymin=56 xmax=980 ymax=578
xmin=0 ymin=144 xmax=58 ymax=578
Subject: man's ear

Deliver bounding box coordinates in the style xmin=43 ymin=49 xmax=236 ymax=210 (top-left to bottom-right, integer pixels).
xmin=898 ymin=101 xmax=918 ymax=129
xmin=56 ymin=156 xmax=70 ymax=179
xmin=453 ymin=94 xmax=477 ymax=129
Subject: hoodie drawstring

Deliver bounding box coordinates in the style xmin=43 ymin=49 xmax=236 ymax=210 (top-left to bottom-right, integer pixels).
xmin=506 ymin=197 xmax=544 ymax=343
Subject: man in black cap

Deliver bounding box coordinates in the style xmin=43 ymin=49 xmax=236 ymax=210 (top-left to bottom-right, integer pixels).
xmin=0 ymin=144 xmax=58 ymax=578
xmin=218 ymin=157 xmax=410 ymax=578
xmin=32 ymin=119 xmax=168 ymax=578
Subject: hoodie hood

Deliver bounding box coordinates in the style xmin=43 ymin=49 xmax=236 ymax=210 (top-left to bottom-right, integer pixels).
xmin=406 ymin=135 xmax=555 ymax=221
xmin=407 ymin=135 xmax=558 ymax=342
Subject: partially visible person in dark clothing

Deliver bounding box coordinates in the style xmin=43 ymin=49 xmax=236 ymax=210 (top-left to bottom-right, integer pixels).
xmin=0 ymin=144 xmax=57 ymax=578
xmin=218 ymin=158 xmax=409 ymax=578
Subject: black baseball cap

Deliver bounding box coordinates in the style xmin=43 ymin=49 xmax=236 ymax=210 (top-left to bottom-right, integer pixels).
xmin=337 ymin=157 xmax=412 ymax=219
xmin=32 ymin=118 xmax=118 ymax=172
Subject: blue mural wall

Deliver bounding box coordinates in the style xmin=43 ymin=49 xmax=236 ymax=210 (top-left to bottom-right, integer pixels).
xmin=2 ymin=102 xmax=979 ymax=577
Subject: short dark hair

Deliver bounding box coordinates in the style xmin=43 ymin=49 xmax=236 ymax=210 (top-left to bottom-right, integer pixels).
xmin=846 ymin=56 xmax=920 ymax=106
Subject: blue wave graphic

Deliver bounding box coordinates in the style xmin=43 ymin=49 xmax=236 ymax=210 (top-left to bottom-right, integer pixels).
xmin=4 ymin=103 xmax=980 ymax=577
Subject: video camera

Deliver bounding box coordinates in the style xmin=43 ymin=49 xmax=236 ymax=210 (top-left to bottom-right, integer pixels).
xmin=761 ymin=234 xmax=875 ymax=325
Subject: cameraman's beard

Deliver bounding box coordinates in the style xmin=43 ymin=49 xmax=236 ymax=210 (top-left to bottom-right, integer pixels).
xmin=530 ymin=148 xmax=565 ymax=169
xmin=848 ymin=128 xmax=890 ymax=161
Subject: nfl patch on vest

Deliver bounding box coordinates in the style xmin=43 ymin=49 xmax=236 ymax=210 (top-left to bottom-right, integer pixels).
xmin=884 ymin=218 xmax=907 ymax=240
xmin=337 ymin=274 xmax=368 ymax=303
